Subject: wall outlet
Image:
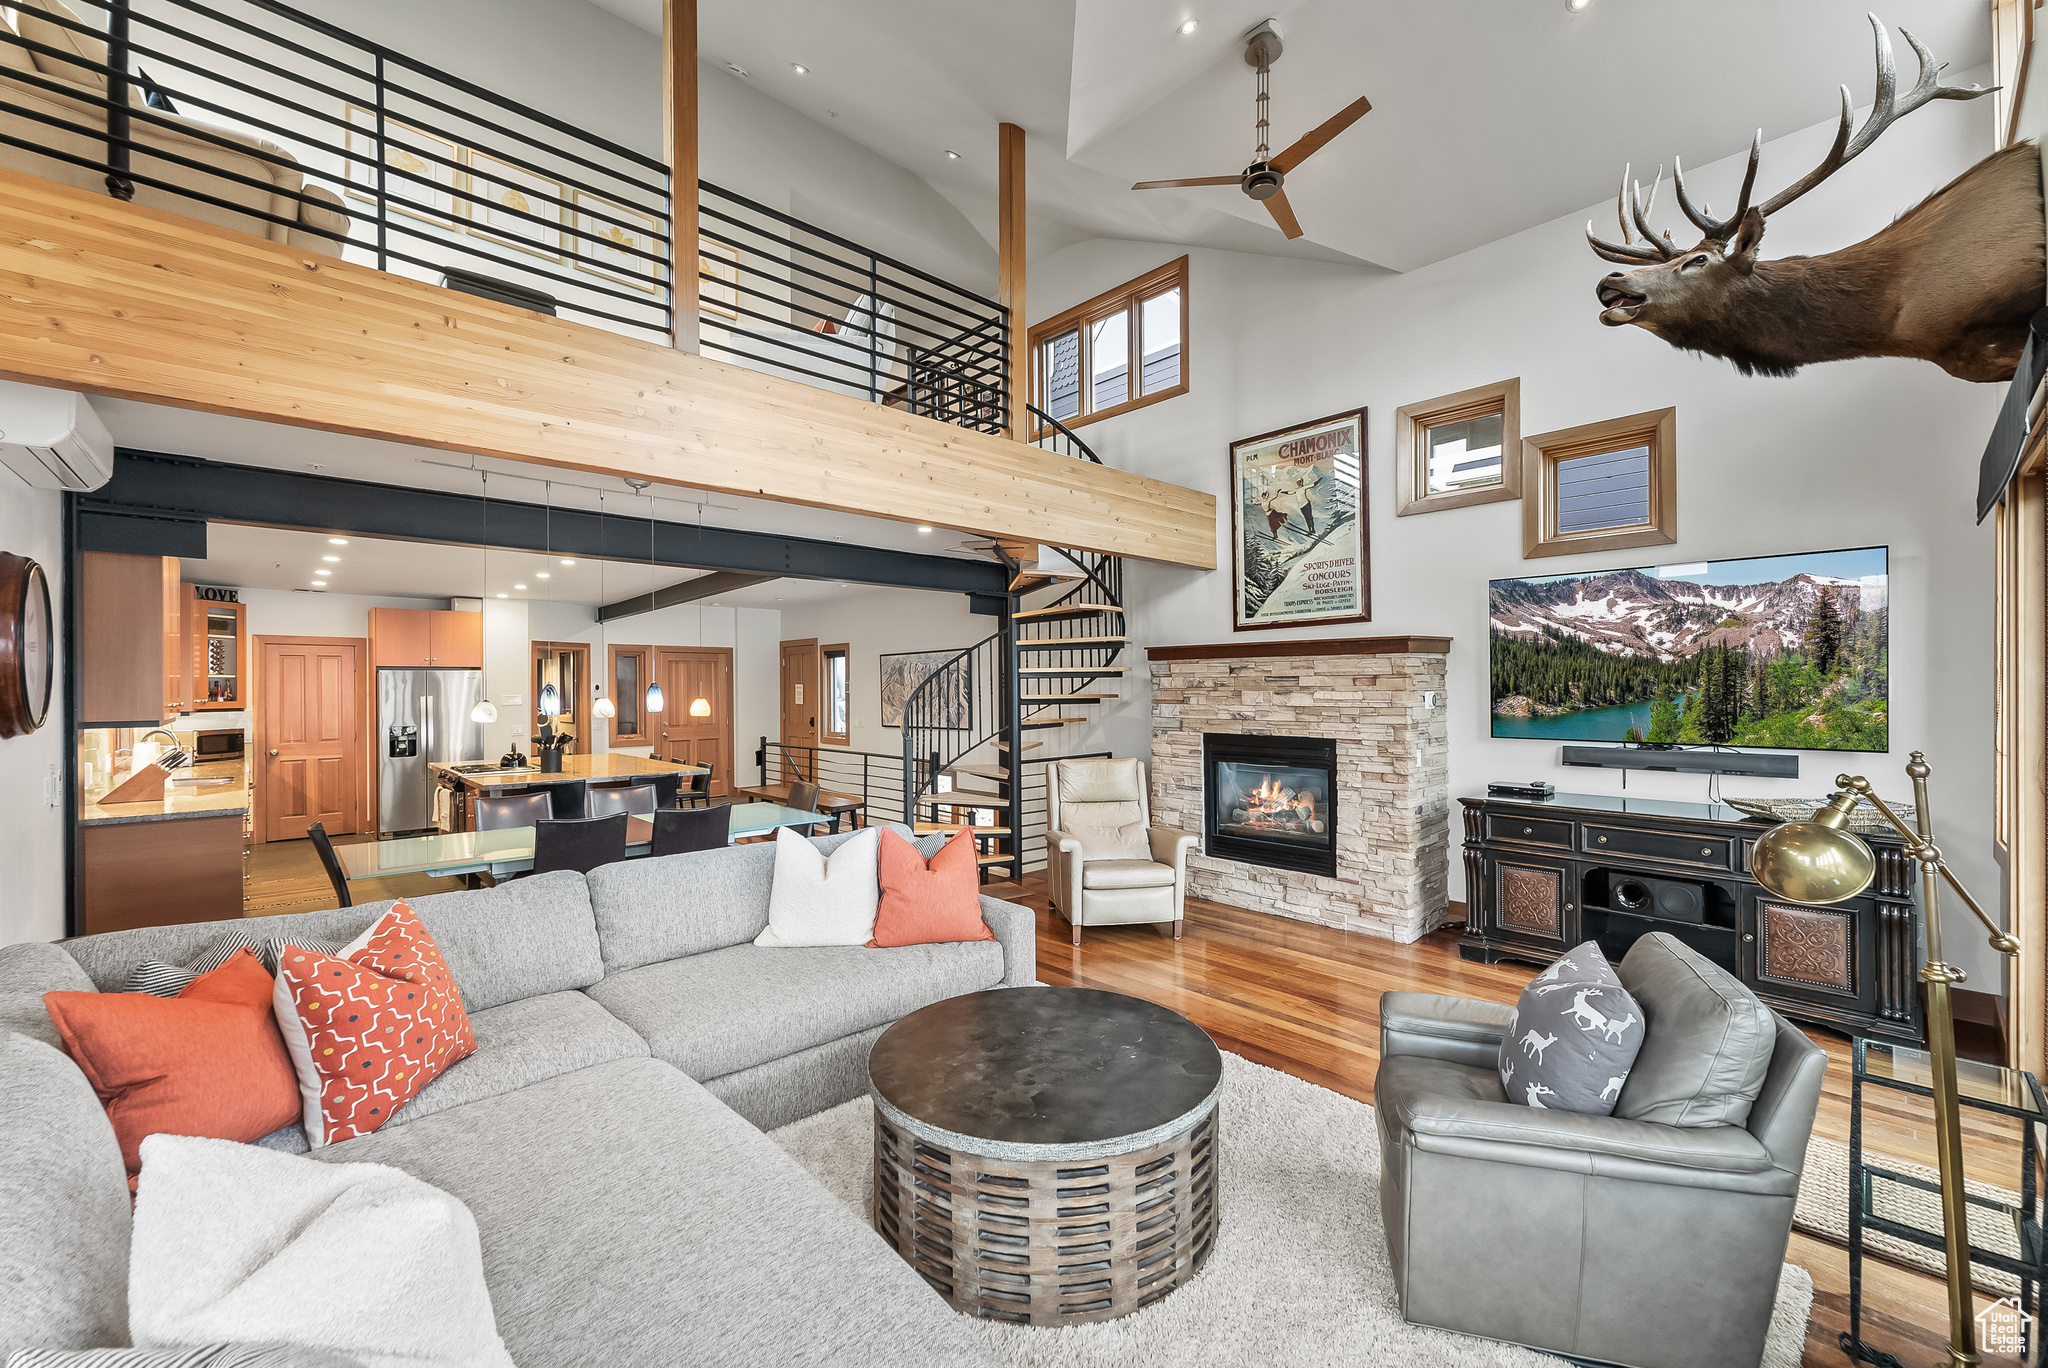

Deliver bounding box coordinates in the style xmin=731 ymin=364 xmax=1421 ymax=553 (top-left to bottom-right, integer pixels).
xmin=1422 ymin=691 xmax=1439 ymax=710
xmin=44 ymin=768 xmax=63 ymax=808
xmin=501 ymin=694 xmax=523 ymax=705
xmin=510 ymin=727 xmax=528 ymax=738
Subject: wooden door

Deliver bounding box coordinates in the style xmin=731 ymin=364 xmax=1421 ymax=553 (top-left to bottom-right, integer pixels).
xmin=430 ymin=610 xmax=483 ymax=668
xmin=654 ymin=646 xmax=731 ymax=798
xmin=779 ymin=638 xmax=819 ymax=781
xmin=258 ymin=639 xmax=361 ymax=841
xmin=368 ymin=608 xmax=430 ymax=667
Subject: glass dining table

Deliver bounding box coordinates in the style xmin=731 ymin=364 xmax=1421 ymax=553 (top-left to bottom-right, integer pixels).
xmin=334 ymin=804 xmax=831 ymax=883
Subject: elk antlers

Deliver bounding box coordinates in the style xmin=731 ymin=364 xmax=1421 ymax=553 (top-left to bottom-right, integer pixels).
xmin=1587 ymin=14 xmax=1992 ymax=264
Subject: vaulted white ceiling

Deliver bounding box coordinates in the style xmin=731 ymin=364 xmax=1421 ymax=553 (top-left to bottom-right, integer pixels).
xmin=587 ymin=0 xmax=1992 ymax=272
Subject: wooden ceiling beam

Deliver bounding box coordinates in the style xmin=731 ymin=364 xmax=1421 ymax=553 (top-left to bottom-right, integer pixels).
xmin=0 ymin=170 xmax=1217 ymax=569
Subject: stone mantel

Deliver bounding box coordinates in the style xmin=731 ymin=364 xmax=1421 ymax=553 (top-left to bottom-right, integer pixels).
xmin=1148 ymin=640 xmax=1451 ymax=943
xmin=1146 ymin=636 xmax=1451 ymax=662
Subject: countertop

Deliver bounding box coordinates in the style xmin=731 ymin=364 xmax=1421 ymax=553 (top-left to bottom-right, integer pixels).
xmin=81 ymin=757 xmax=250 ymax=827
xmin=429 ymin=753 xmax=708 ymax=789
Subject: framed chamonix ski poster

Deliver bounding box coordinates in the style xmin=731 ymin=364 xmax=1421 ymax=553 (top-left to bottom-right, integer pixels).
xmin=1229 ymin=408 xmax=1369 ymax=630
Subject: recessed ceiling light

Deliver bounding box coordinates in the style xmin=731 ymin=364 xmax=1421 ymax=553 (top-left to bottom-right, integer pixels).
xmin=726 ymin=62 xmax=749 ymax=77
xmin=322 ymin=555 xmax=340 ymax=562
xmin=496 ymin=592 xmax=507 ymax=598
xmin=791 ymin=62 xmax=808 ymax=74
xmin=945 ymin=150 xmax=961 ymax=160
xmin=537 ymin=572 xmax=550 ymax=579
xmin=1178 ymin=19 xmax=1198 ymax=35
xmin=1565 ymin=0 xmax=1591 ymax=10
xmin=514 ymin=583 xmax=528 ymax=590
xmin=560 ymin=559 xmax=575 ymax=566
xmin=917 ymin=525 xmax=933 ymax=532
xmin=310 ymin=582 xmax=325 ymax=589
xmin=329 ymin=538 xmax=348 ymax=545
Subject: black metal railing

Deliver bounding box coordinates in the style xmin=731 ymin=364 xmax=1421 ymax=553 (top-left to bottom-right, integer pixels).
xmin=697 ymin=181 xmax=1009 ymax=430
xmin=0 ymin=0 xmax=672 ymax=334
xmin=755 ymin=741 xmax=913 ymax=827
xmin=1025 ymin=403 xmax=1103 ymax=463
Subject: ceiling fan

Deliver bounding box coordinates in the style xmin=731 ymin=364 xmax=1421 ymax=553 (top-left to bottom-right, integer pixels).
xmin=1131 ymin=20 xmax=1372 ymax=240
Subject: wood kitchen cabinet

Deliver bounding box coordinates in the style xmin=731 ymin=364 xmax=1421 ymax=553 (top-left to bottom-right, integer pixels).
xmin=370 ymin=608 xmax=482 ymax=669
xmin=82 ymin=552 xmax=189 ymax=725
xmin=188 ymin=594 xmax=247 ymax=710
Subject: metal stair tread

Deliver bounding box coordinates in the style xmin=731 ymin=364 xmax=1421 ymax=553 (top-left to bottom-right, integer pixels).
xmin=1020 ymin=692 xmax=1115 ymax=701
xmin=1016 ymin=636 xmax=1127 ymax=648
xmin=1012 ymin=604 xmax=1124 ymax=623
xmin=1020 ymin=717 xmax=1089 ymax=728
xmin=946 ymin=764 xmax=1010 ymax=781
xmin=1017 ymin=664 xmax=1130 ymax=675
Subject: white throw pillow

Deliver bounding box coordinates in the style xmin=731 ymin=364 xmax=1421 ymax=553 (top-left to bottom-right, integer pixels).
xmin=754 ymin=826 xmax=881 ymax=947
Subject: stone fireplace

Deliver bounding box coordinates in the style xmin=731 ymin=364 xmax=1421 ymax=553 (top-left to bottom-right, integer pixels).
xmin=1149 ymin=636 xmax=1451 ymax=943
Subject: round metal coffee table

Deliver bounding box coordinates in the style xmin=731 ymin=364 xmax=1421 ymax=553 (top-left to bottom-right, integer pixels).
xmin=867 ymin=986 xmax=1222 ymax=1325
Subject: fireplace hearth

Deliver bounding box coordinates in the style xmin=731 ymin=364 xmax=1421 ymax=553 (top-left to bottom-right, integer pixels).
xmin=1203 ymin=733 xmax=1337 ymax=877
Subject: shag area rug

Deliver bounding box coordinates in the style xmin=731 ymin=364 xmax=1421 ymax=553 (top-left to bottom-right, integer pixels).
xmin=771 ymin=1051 xmax=1813 ymax=1368
xmin=1796 ymin=1133 xmax=2033 ymax=1296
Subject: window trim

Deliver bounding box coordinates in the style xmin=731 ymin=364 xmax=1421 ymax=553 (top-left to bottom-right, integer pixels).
xmin=1395 ymin=378 xmax=1521 ymax=517
xmin=821 ymin=643 xmax=850 ymax=747
xmin=607 ymin=643 xmax=651 ymax=741
xmin=1521 ymin=407 xmax=1678 ymax=559
xmin=1029 ymin=255 xmax=1188 ymax=434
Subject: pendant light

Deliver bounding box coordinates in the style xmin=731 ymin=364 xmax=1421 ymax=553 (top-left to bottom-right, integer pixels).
xmin=592 ymin=488 xmax=616 ymax=720
xmin=470 ymin=471 xmax=499 ymax=724
xmin=689 ymin=497 xmax=712 ymax=719
xmin=630 ymin=479 xmax=665 ymax=716
xmin=536 ymin=482 xmax=562 ymax=718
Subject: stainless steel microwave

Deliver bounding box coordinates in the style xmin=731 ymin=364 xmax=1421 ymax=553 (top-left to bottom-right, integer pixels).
xmin=193 ymin=731 xmax=245 ymax=761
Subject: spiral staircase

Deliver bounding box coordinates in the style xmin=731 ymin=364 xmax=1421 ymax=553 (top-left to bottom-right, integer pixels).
xmin=899 ymin=408 xmax=1127 ymax=881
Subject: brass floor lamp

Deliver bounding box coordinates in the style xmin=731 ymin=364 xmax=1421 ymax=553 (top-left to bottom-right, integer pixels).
xmin=1750 ymin=752 xmax=2022 ymax=1368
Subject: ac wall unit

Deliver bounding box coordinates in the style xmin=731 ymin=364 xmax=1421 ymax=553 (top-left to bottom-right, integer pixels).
xmin=0 ymin=379 xmax=113 ymax=491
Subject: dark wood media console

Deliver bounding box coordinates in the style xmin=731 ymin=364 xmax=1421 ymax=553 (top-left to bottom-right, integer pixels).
xmin=1459 ymin=791 xmax=1923 ymax=1044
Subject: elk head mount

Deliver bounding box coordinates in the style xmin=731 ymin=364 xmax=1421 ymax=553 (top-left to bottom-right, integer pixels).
xmin=1588 ymin=14 xmax=2044 ymax=383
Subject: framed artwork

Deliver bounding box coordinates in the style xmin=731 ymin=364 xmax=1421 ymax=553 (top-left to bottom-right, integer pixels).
xmin=1229 ymin=407 xmax=1369 ymax=631
xmin=880 ymin=649 xmax=969 ymax=729
xmin=342 ymin=106 xmax=460 ymax=225
xmin=462 ymin=149 xmax=564 ymax=260
xmin=699 ymin=240 xmax=740 ymax=319
xmin=571 ymin=190 xmax=666 ymax=294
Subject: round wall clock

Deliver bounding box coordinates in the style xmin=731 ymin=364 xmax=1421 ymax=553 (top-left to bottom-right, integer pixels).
xmin=0 ymin=551 xmax=53 ymax=740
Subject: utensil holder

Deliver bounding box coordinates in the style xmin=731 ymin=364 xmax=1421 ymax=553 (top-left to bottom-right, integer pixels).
xmin=539 ymin=749 xmax=564 ymax=773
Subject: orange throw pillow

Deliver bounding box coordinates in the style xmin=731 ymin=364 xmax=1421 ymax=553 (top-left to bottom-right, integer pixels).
xmin=868 ymin=829 xmax=996 ymax=948
xmin=272 ymin=900 xmax=476 ymax=1146
xmin=43 ymin=947 xmax=300 ymax=1176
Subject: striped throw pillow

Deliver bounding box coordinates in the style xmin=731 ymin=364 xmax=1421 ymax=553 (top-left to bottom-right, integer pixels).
xmin=125 ymin=929 xmax=347 ymax=997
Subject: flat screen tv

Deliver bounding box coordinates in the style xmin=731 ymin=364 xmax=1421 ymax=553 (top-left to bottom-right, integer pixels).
xmin=1489 ymin=546 xmax=1888 ymax=753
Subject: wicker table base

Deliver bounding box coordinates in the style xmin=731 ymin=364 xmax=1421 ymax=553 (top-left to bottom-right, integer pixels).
xmin=873 ymin=1101 xmax=1219 ymax=1325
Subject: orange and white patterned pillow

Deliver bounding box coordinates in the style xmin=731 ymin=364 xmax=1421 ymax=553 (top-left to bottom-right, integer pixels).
xmin=270 ymin=900 xmax=476 ymax=1147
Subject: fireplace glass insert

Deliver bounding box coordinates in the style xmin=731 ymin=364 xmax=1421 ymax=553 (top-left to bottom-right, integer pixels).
xmin=1203 ymin=733 xmax=1338 ymax=877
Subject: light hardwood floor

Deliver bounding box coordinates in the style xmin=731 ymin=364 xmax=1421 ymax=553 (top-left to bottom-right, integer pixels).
xmin=1006 ymin=879 xmax=2029 ymax=1368
xmin=245 ymin=835 xmax=2024 ymax=1367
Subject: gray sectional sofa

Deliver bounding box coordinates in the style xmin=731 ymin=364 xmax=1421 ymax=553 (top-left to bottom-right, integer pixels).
xmin=0 ymin=827 xmax=1032 ymax=1367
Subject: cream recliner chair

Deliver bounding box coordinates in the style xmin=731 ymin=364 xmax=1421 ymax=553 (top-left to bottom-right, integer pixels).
xmin=1046 ymin=757 xmax=1197 ymax=944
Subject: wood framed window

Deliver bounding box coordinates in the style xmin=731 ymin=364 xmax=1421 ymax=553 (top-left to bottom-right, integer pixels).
xmin=1396 ymin=378 xmax=1520 ymax=517
xmin=607 ymin=644 xmax=651 ymax=741
xmin=1521 ymin=407 xmax=1677 ymax=559
xmin=822 ymin=643 xmax=849 ymax=746
xmin=1029 ymin=256 xmax=1187 ymax=433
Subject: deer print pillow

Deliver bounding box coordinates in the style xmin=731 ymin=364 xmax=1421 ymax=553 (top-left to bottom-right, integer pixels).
xmin=1498 ymin=940 xmax=1645 ymax=1116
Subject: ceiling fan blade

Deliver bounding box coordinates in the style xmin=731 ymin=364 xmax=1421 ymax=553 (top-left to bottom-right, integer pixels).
xmin=1264 ymin=187 xmax=1304 ymax=239
xmin=1131 ymin=176 xmax=1241 ymax=190
xmin=1270 ymin=95 xmax=1373 ymax=173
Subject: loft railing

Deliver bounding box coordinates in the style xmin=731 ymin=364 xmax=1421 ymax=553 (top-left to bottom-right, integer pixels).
xmin=699 ymin=182 xmax=1008 ymax=429
xmin=0 ymin=0 xmax=1027 ymax=427
xmin=0 ymin=0 xmax=672 ymax=334
xmin=1026 ymin=403 xmax=1103 ymax=463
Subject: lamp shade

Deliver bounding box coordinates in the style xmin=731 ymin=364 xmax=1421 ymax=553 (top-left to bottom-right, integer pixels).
xmin=646 ymin=681 xmax=665 ymax=714
xmin=1750 ymin=792 xmax=1877 ymax=905
xmin=470 ymin=699 xmax=499 ymax=724
xmin=689 ymin=696 xmax=712 ymax=718
xmin=593 ymin=695 xmax=616 ymax=720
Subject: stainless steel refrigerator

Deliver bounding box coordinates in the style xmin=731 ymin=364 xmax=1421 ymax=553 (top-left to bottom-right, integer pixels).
xmin=378 ymin=668 xmax=486 ymax=836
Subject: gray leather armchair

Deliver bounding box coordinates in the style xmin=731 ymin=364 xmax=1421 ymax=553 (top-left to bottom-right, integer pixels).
xmin=1374 ymin=936 xmax=1827 ymax=1368
xmin=1046 ymin=758 xmax=1197 ymax=945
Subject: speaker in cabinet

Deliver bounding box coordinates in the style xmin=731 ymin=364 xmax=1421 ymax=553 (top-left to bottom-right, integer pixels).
xmin=1610 ymin=874 xmax=1707 ymax=924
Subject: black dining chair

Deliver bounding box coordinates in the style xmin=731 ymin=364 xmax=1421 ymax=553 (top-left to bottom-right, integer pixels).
xmin=307 ymin=821 xmax=352 ymax=908
xmin=529 ymin=813 xmax=630 ymax=876
xmin=475 ymin=790 xmax=555 ymax=831
xmin=587 ymin=782 xmax=657 ymax=818
xmin=680 ymin=762 xmax=716 ymax=809
xmin=650 ymin=805 xmax=729 ymax=856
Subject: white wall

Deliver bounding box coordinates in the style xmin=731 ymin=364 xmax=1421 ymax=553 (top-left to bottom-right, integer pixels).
xmin=1033 ymin=95 xmax=2008 ymax=981
xmin=0 ymin=469 xmax=64 ymax=945
xmin=776 ymin=586 xmax=993 ymax=760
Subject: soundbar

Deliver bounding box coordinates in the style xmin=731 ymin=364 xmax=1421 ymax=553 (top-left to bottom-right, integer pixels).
xmin=1559 ymin=745 xmax=1799 ymax=779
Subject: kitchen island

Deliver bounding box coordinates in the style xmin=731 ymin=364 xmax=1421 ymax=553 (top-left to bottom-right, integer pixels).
xmin=429 ymin=753 xmax=708 ymax=830
xmin=78 ymin=756 xmax=249 ymax=935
